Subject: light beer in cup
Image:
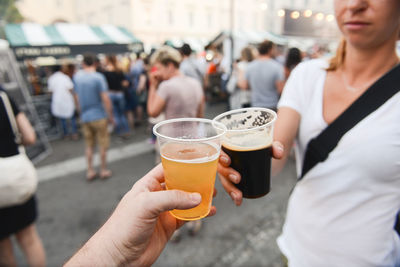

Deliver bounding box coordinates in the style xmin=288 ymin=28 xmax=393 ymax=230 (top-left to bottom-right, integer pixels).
xmin=153 ymin=118 xmax=226 ymax=220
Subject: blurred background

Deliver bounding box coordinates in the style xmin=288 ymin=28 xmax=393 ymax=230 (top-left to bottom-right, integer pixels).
xmin=0 ymin=1 xmax=399 ymax=266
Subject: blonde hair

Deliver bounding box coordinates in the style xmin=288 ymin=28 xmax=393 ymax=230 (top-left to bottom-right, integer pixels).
xmin=150 ymin=46 xmax=182 ymax=68
xmin=327 ymin=38 xmax=346 ymax=71
xmin=241 ymin=46 xmax=255 ymax=62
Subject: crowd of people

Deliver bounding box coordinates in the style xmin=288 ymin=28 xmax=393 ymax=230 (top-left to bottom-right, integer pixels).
xmin=45 ymin=41 xmax=310 ymax=184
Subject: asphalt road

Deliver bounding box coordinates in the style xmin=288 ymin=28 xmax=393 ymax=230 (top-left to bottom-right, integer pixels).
xmin=14 ymin=103 xmax=298 ymax=266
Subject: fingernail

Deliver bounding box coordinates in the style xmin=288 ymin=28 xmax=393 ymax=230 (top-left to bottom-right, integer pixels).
xmin=190 ymin=193 xmax=201 ymax=203
xmin=230 ymin=192 xmax=237 ymax=200
xmin=220 ymin=156 xmax=229 ymax=164
xmin=229 ymin=174 xmax=239 ymax=184
xmin=276 ymin=143 xmax=284 ymax=153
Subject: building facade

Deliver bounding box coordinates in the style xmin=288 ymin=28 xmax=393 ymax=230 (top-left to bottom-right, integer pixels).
xmin=16 ymin=0 xmax=76 ymax=24
xmin=16 ymin=0 xmax=335 ymax=49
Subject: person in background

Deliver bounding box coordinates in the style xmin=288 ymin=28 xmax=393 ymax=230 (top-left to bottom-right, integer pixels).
xmin=228 ymin=46 xmax=256 ymax=109
xmin=73 ymin=54 xmax=114 ymax=181
xmin=147 ymin=46 xmax=205 ymax=240
xmin=48 ymin=65 xmax=78 ymax=140
xmin=179 ymin=43 xmax=205 ymax=89
xmin=243 ymin=40 xmax=285 ymax=110
xmin=219 ymin=0 xmax=400 ymax=265
xmin=274 ymin=45 xmax=286 ymax=65
xmin=123 ymin=55 xmax=139 ymax=131
xmin=136 ymin=55 xmax=150 ymax=124
xmin=65 ymin=164 xmax=216 ymax=266
xmin=284 ymin=47 xmax=303 ymax=80
xmin=64 ymin=63 xmax=76 ymax=80
xmin=0 ymin=88 xmax=46 ymax=267
xmin=147 ymin=46 xmax=204 ymax=120
xmin=103 ymin=55 xmax=131 ymax=138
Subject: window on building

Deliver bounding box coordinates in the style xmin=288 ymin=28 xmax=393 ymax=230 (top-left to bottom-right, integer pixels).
xmin=238 ymin=11 xmax=244 ymax=30
xmin=207 ymin=11 xmax=212 ymax=28
xmin=168 ymin=9 xmax=174 ymax=25
xmin=188 ymin=11 xmax=194 ymax=27
xmin=121 ymin=0 xmax=130 ymax=5
xmin=145 ymin=9 xmax=152 ymax=25
xmin=108 ymin=9 xmax=113 ymax=24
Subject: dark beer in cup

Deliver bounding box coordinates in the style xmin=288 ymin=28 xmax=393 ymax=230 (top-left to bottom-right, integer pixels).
xmin=222 ymin=143 xmax=272 ymax=198
xmin=213 ymin=108 xmax=276 ymax=199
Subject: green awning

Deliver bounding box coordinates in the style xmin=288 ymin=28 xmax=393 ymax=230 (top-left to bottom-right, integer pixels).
xmin=4 ymin=23 xmax=143 ymax=59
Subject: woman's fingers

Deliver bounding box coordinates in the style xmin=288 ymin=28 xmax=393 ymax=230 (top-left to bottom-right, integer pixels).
xmin=217 ymin=163 xmax=241 ymax=185
xmin=219 ymin=150 xmax=231 ymax=167
xmin=272 ymin=141 xmax=284 ymax=159
xmin=218 ymin=173 xmax=243 ymax=206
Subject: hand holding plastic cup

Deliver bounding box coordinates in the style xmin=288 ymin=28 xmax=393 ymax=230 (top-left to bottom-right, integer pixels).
xmin=153 ymin=118 xmax=226 ymax=220
xmin=213 ymin=108 xmax=277 ymax=199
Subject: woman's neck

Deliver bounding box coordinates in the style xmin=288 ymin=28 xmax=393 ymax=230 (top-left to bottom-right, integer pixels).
xmin=343 ymin=40 xmax=398 ymax=81
xmin=169 ymin=69 xmax=181 ymax=79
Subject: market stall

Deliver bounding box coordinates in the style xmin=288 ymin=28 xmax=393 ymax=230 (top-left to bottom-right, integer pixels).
xmin=3 ymin=23 xmax=144 ymax=141
xmin=0 ymin=40 xmax=51 ymax=163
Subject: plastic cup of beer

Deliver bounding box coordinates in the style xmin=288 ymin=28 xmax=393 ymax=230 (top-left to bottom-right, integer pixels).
xmin=153 ymin=118 xmax=226 ymax=221
xmin=213 ymin=108 xmax=277 ymax=199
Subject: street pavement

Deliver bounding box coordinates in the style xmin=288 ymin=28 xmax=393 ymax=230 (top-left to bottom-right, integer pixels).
xmin=15 ymin=102 xmax=297 ymax=266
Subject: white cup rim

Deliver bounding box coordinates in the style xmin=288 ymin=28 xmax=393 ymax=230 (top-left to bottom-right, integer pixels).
xmin=153 ymin=117 xmax=227 ymax=143
xmin=213 ymin=107 xmax=277 ymax=133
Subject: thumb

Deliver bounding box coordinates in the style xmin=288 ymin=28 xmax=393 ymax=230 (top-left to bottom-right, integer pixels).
xmin=146 ymin=190 xmax=202 ymax=215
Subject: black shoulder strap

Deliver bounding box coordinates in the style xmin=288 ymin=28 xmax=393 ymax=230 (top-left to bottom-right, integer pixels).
xmin=299 ymin=64 xmax=400 ymax=180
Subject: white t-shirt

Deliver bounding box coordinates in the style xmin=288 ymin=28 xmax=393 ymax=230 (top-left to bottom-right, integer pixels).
xmin=277 ymin=59 xmax=400 ymax=266
xmin=48 ymin=71 xmax=75 ymax=119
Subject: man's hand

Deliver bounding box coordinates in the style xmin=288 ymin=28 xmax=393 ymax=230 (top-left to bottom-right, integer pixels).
xmin=65 ymin=164 xmax=216 ymax=267
xmin=149 ymin=71 xmax=161 ymax=89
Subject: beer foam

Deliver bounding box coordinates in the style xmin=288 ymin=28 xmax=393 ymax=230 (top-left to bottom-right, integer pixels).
xmin=222 ymin=133 xmax=272 ymax=151
xmin=217 ymin=109 xmax=274 ymax=130
xmin=161 ymin=142 xmax=220 ymax=163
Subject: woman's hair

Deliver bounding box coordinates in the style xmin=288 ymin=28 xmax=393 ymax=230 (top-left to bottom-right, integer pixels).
xmin=241 ymin=46 xmax=255 ymax=62
xmin=327 ymin=38 xmax=347 ymax=71
xmin=285 ymin=47 xmax=302 ymax=70
xmin=106 ymin=54 xmax=122 ymax=72
xmin=150 ymin=46 xmax=182 ymax=68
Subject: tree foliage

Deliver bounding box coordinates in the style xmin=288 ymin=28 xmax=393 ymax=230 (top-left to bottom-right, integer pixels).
xmin=0 ymin=0 xmax=23 ymax=23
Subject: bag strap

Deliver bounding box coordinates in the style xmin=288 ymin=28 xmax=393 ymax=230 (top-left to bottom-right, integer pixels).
xmin=299 ymin=63 xmax=400 ymax=180
xmin=0 ymin=91 xmax=25 ymax=153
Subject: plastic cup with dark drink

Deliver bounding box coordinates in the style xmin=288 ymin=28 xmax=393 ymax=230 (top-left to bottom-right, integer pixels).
xmin=213 ymin=108 xmax=277 ymax=199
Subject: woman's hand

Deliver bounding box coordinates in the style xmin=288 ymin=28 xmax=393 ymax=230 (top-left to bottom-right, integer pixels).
xmin=217 ymin=141 xmax=285 ymax=206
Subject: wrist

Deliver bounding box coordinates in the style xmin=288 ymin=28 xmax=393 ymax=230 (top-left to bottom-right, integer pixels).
xmin=65 ymin=232 xmax=125 ymax=267
xmin=87 ymin=227 xmax=128 ymax=266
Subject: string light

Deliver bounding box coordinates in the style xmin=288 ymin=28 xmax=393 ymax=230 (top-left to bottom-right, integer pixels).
xmin=316 ymin=12 xmax=324 ymax=21
xmin=326 ymin=14 xmax=335 ymax=22
xmin=277 ymin=9 xmax=285 ymax=17
xmin=291 ymin=11 xmax=300 ymax=19
xmin=303 ymin=9 xmax=312 ymax=18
